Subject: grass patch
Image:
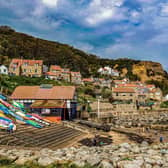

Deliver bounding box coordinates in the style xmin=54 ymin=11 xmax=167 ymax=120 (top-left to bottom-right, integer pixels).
xmin=0 ymin=158 xmax=96 ymax=168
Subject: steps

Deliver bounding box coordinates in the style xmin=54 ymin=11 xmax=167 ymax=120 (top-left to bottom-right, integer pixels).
xmin=0 ymin=123 xmax=84 ymax=149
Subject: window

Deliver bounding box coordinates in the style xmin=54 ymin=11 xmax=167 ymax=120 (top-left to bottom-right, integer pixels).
xmin=35 ymin=69 xmax=38 ymax=73
xmin=24 ymin=62 xmax=28 ymax=66
xmin=130 ymin=94 xmax=133 ymax=96
xmin=23 ymin=69 xmax=26 ymax=72
xmin=35 ymin=63 xmax=39 ymax=67
xmin=116 ymin=93 xmax=119 ymax=96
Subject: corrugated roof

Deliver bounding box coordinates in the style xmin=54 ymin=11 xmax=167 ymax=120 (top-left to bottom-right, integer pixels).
xmin=11 ymin=86 xmax=76 ymax=100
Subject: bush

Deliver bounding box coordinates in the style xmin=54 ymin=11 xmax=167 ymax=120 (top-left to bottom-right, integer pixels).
xmin=101 ymin=88 xmax=112 ymax=99
xmin=160 ymin=101 xmax=168 ymax=108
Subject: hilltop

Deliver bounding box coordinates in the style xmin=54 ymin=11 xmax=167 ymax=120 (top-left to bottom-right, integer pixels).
xmin=0 ymin=25 xmax=168 ymax=94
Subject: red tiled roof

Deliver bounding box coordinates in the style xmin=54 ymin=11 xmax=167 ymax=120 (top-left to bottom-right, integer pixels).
xmin=117 ymin=84 xmax=139 ymax=88
xmin=50 ymin=65 xmax=62 ymax=71
xmin=147 ymin=85 xmax=155 ymax=88
xmin=71 ymin=72 xmax=81 ymax=76
xmin=46 ymin=72 xmax=59 ymax=76
xmin=11 ymin=59 xmax=43 ymax=66
xmin=113 ymin=87 xmax=135 ymax=93
xmin=99 ymin=78 xmax=105 ymax=81
xmin=82 ymin=78 xmax=93 ymax=82
xmin=71 ymin=71 xmax=80 ymax=74
xmin=113 ymin=80 xmax=123 ymax=83
xmin=11 ymin=86 xmax=76 ymax=100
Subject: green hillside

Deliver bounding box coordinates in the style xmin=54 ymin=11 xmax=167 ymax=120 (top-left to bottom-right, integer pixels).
xmin=0 ymin=26 xmax=140 ymax=78
xmin=1 ymin=25 xmax=168 ymax=95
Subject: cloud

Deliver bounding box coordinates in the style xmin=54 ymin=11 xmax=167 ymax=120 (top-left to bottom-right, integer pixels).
xmin=74 ymin=42 xmax=94 ymax=53
xmin=159 ymin=3 xmax=168 ymax=17
xmin=41 ymin=0 xmax=59 ymax=8
xmin=84 ymin=0 xmax=125 ymax=26
xmin=1 ymin=0 xmax=168 ymax=70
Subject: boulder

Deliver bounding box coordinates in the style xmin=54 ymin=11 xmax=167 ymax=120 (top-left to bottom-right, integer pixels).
xmin=38 ymin=156 xmax=55 ymax=166
xmin=15 ymin=156 xmax=36 ymax=165
xmin=73 ymin=160 xmax=85 ymax=167
xmin=99 ymin=159 xmax=114 ymax=168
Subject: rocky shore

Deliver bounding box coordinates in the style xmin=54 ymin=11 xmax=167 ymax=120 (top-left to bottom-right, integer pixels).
xmin=111 ymin=112 xmax=168 ymax=128
xmin=0 ymin=142 xmax=168 ymax=168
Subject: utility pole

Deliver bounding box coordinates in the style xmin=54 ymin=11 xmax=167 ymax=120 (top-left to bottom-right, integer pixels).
xmin=97 ymin=96 xmax=102 ymax=120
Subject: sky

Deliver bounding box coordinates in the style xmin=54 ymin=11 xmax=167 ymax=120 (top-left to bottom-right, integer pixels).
xmin=0 ymin=0 xmax=168 ymax=70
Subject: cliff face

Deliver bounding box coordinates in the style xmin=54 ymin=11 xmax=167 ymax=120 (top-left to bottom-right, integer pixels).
xmin=132 ymin=61 xmax=166 ymax=82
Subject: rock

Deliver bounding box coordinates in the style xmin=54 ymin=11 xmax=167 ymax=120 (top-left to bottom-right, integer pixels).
xmin=144 ymin=157 xmax=156 ymax=165
xmin=147 ymin=149 xmax=158 ymax=155
xmin=141 ymin=141 xmax=149 ymax=147
xmin=15 ymin=156 xmax=36 ymax=165
xmin=7 ymin=155 xmax=18 ymax=161
xmin=132 ymin=159 xmax=144 ymax=167
xmin=131 ymin=146 xmax=140 ymax=154
xmin=120 ymin=143 xmax=131 ymax=149
xmin=0 ymin=142 xmax=167 ymax=167
xmin=86 ymin=156 xmax=101 ymax=166
xmin=38 ymin=156 xmax=55 ymax=166
xmin=118 ymin=147 xmax=129 ymax=153
xmin=144 ymin=163 xmax=152 ymax=168
xmin=117 ymin=160 xmax=137 ymax=168
xmin=99 ymin=160 xmax=114 ymax=168
xmin=73 ymin=160 xmax=85 ymax=167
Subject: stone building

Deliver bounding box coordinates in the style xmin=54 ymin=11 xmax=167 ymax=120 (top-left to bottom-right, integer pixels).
xmin=112 ymin=87 xmax=136 ymax=103
xmin=70 ymin=71 xmax=82 ymax=85
xmin=61 ymin=68 xmax=71 ymax=82
xmin=9 ymin=59 xmax=43 ymax=77
xmin=46 ymin=65 xmax=62 ymax=80
xmin=148 ymin=88 xmax=162 ymax=101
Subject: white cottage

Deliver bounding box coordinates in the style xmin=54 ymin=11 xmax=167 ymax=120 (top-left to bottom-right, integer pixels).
xmin=0 ymin=65 xmax=8 ymax=75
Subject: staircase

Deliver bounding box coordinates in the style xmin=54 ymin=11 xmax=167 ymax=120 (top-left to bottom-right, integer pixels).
xmin=0 ymin=123 xmax=84 ymax=149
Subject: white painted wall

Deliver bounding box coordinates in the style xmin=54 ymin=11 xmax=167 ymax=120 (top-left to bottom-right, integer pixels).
xmin=0 ymin=65 xmax=8 ymax=75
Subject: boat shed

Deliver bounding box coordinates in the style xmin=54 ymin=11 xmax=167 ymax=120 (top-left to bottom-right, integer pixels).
xmin=10 ymin=85 xmax=77 ymax=120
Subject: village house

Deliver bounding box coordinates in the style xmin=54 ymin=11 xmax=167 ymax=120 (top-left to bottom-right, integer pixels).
xmin=0 ymin=65 xmax=8 ymax=75
xmin=46 ymin=65 xmax=82 ymax=84
xmin=112 ymin=79 xmax=163 ymax=105
xmin=112 ymin=87 xmax=137 ymax=103
xmin=98 ymin=66 xmax=120 ymax=77
xmin=10 ymin=85 xmax=77 ymax=121
xmin=112 ymin=78 xmax=129 ymax=87
xmin=46 ymin=65 xmax=62 ymax=80
xmin=70 ymin=71 xmax=82 ymax=85
xmin=148 ymin=88 xmax=162 ymax=101
xmin=42 ymin=65 xmax=49 ymax=74
xmin=9 ymin=59 xmax=43 ymax=77
xmin=61 ymin=68 xmax=71 ymax=82
xmin=82 ymin=78 xmax=94 ymax=84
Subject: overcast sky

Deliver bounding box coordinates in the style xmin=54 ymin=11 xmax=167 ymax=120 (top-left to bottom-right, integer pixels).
xmin=0 ymin=0 xmax=168 ymax=70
